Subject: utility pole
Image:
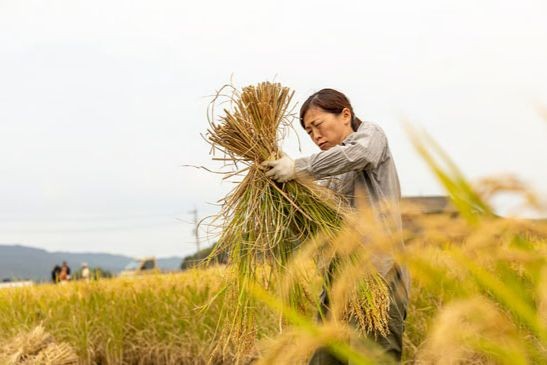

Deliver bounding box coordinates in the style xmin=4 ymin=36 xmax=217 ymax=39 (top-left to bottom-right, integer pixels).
xmin=189 ymin=208 xmax=200 ymax=253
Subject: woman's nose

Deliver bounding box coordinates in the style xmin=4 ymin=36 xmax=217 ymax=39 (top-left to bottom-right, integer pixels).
xmin=313 ymin=130 xmax=322 ymax=142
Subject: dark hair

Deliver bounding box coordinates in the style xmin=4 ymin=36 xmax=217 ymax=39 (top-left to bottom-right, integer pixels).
xmin=299 ymin=88 xmax=362 ymax=131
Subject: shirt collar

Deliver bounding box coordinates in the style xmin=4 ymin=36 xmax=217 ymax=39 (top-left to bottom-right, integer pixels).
xmin=341 ymin=121 xmax=365 ymax=146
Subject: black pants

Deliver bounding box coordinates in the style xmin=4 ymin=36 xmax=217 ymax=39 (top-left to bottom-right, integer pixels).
xmin=309 ymin=264 xmax=409 ymax=364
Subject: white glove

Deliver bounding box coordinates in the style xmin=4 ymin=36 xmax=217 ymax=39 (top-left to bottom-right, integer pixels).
xmin=262 ymin=154 xmax=296 ymax=183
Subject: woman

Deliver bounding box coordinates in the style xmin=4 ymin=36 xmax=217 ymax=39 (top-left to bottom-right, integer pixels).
xmin=263 ymin=89 xmax=410 ymax=363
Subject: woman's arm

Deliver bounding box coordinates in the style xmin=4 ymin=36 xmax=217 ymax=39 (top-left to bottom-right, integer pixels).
xmin=295 ymin=122 xmax=387 ymax=180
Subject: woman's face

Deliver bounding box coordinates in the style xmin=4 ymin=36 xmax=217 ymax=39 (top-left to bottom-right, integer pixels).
xmin=303 ymin=106 xmax=353 ymax=151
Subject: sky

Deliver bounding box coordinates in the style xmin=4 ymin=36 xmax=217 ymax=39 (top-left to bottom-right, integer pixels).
xmin=1 ymin=0 xmax=546 ymax=259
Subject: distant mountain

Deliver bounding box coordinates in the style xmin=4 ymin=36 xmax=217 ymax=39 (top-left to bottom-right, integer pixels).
xmin=0 ymin=244 xmax=183 ymax=282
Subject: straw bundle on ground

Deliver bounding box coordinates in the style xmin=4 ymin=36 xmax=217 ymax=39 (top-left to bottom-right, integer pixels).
xmin=0 ymin=325 xmax=78 ymax=365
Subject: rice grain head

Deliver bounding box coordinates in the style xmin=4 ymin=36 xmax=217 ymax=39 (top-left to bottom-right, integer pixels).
xmin=417 ymin=297 xmax=529 ymax=365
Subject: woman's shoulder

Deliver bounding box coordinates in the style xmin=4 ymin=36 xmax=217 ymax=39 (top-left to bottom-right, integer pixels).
xmin=344 ymin=121 xmax=387 ymax=144
xmin=357 ymin=120 xmax=386 ymax=134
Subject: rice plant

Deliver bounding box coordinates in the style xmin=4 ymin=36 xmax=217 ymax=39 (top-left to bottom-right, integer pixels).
xmin=0 ymin=268 xmax=263 ymax=365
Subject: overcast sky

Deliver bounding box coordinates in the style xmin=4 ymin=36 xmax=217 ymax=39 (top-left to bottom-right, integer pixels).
xmin=1 ymin=0 xmax=546 ymax=259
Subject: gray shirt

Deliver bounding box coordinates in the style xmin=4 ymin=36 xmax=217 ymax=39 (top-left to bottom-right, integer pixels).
xmin=295 ymin=121 xmax=410 ymax=292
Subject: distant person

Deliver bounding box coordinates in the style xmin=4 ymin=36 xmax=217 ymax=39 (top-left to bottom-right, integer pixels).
xmin=59 ymin=265 xmax=68 ymax=282
xmin=51 ymin=265 xmax=61 ymax=283
xmin=81 ymin=262 xmax=90 ymax=281
xmin=61 ymin=261 xmax=71 ymax=280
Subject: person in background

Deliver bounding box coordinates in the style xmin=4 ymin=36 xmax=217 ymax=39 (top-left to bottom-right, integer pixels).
xmin=51 ymin=264 xmax=61 ymax=283
xmin=60 ymin=261 xmax=71 ymax=282
xmin=263 ymin=88 xmax=410 ymax=364
xmin=59 ymin=266 xmax=68 ymax=282
xmin=81 ymin=262 xmax=90 ymax=281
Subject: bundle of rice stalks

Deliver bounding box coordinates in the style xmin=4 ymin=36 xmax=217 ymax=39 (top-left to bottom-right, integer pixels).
xmin=206 ymin=82 xmax=347 ymax=276
xmin=0 ymin=325 xmax=78 ymax=365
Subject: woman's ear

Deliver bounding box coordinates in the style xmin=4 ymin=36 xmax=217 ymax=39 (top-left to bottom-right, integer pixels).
xmin=341 ymin=107 xmax=352 ymax=125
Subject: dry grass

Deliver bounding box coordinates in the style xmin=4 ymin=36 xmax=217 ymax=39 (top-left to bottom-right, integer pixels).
xmin=0 ymin=326 xmax=78 ymax=365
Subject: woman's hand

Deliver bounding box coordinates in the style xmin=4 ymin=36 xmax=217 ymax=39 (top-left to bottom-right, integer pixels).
xmin=261 ymin=154 xmax=295 ymax=183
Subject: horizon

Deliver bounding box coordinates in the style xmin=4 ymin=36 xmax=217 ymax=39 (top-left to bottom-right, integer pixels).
xmin=0 ymin=242 xmax=184 ymax=259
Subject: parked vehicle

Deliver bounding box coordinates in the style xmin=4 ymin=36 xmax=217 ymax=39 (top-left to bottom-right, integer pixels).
xmin=0 ymin=279 xmax=33 ymax=289
xmin=119 ymin=257 xmax=158 ymax=276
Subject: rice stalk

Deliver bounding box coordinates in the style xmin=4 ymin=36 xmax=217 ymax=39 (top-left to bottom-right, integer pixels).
xmin=448 ymin=246 xmax=547 ymax=342
xmin=248 ymin=281 xmax=382 ymax=365
xmin=403 ymin=122 xmax=493 ymax=224
xmin=474 ymin=175 xmax=542 ymax=213
xmin=416 ymin=297 xmax=529 ymax=365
